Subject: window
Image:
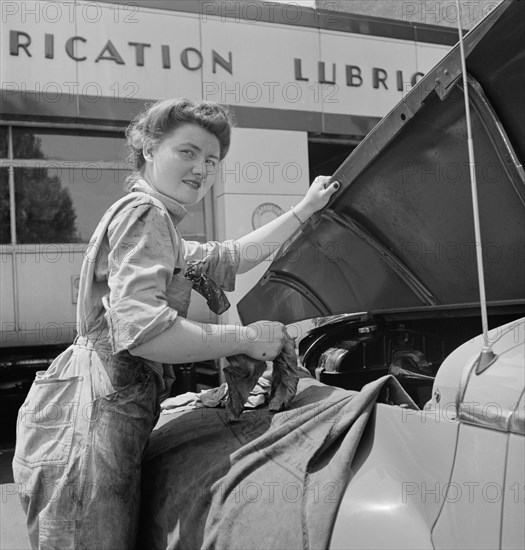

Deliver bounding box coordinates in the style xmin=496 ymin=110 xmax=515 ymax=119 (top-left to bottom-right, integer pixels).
xmin=0 ymin=126 xmax=211 ymax=244
xmin=0 ymin=127 xmax=7 ymax=158
xmin=308 ymin=135 xmax=358 ymax=181
xmin=13 ymin=167 xmax=127 ymax=243
xmin=12 ymin=128 xmax=128 ymax=162
xmin=0 ymin=168 xmax=8 ymax=244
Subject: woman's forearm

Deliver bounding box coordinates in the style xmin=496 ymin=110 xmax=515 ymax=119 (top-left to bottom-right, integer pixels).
xmin=129 ymin=317 xmax=249 ymax=363
xmin=129 ymin=317 xmax=287 ymax=363
xmin=235 ymin=177 xmax=339 ymax=274
xmin=235 ymin=202 xmax=316 ymax=274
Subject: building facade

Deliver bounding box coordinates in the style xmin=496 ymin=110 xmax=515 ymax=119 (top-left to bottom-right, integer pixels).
xmin=0 ymin=0 xmax=459 ymax=350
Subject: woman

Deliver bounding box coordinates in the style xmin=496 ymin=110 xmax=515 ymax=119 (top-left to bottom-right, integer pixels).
xmin=13 ymin=98 xmax=340 ymax=549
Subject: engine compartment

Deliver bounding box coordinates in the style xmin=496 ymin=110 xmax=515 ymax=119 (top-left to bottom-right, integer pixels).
xmin=299 ymin=310 xmax=522 ymax=409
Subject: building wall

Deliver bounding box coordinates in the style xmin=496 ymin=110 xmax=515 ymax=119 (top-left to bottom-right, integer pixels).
xmin=0 ymin=0 xmax=459 ymax=344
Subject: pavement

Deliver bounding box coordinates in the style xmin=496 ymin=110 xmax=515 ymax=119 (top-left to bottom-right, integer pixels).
xmin=0 ymin=405 xmax=31 ymax=550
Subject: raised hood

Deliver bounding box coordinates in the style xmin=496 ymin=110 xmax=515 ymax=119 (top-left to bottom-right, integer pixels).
xmin=238 ymin=0 xmax=525 ymax=325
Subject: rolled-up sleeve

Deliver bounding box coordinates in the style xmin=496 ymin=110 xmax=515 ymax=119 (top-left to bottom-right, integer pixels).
xmin=103 ymin=204 xmax=179 ymax=353
xmin=183 ymin=239 xmax=241 ymax=292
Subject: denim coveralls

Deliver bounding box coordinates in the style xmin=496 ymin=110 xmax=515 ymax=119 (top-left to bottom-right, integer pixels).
xmin=12 ymin=179 xmax=240 ymax=549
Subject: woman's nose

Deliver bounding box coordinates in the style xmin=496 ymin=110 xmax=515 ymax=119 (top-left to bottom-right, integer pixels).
xmin=192 ymin=162 xmax=204 ymax=176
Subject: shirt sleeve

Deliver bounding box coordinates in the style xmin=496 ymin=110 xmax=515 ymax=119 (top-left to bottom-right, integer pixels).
xmin=182 ymin=239 xmax=241 ymax=292
xmin=103 ymin=203 xmax=179 ymax=353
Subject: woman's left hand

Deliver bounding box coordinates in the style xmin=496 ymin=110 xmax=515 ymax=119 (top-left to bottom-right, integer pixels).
xmin=294 ymin=175 xmax=340 ymax=220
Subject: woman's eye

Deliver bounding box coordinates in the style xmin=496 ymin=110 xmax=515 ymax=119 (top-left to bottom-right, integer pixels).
xmin=181 ymin=150 xmax=194 ymax=158
xmin=206 ymin=159 xmax=217 ymax=168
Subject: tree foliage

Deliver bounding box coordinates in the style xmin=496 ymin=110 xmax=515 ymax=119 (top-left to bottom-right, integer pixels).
xmin=0 ymin=131 xmax=78 ymax=244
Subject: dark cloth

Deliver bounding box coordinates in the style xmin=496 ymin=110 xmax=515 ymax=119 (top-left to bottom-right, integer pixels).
xmin=224 ymin=333 xmax=300 ymax=422
xmin=138 ymin=372 xmax=417 ymax=550
xmin=185 ymin=260 xmax=231 ymax=315
xmin=223 ymin=354 xmax=268 ymax=421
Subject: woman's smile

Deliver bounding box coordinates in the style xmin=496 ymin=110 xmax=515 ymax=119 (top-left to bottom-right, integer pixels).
xmin=182 ymin=178 xmax=202 ymax=190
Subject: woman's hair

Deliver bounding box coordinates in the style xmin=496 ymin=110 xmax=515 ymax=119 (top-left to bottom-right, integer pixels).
xmin=125 ymin=98 xmax=234 ymax=178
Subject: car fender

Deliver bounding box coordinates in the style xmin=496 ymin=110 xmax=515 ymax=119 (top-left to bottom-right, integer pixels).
xmin=330 ymin=403 xmax=459 ymax=550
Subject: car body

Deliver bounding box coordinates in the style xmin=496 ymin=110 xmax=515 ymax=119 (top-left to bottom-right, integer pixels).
xmin=236 ymin=0 xmax=525 ymax=547
xmin=328 ymin=317 xmax=524 ymax=550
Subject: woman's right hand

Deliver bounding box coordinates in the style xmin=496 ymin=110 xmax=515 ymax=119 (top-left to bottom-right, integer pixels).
xmin=243 ymin=321 xmax=287 ymax=361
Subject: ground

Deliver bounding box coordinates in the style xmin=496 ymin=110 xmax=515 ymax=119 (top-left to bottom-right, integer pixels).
xmin=0 ymin=404 xmax=31 ymax=549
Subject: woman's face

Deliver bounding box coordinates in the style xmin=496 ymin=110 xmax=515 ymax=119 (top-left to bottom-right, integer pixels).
xmin=143 ymin=122 xmax=221 ymax=205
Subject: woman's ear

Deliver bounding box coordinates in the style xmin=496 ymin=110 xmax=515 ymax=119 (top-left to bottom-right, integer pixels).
xmin=142 ymin=139 xmax=154 ymax=162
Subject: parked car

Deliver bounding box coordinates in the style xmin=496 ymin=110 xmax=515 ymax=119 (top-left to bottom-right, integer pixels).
xmin=140 ymin=1 xmax=524 ymax=548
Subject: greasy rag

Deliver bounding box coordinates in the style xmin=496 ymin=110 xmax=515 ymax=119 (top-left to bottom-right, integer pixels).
xmin=139 ymin=372 xmax=417 ymax=550
xmin=185 ymin=256 xmax=301 ymax=423
xmin=224 ymin=332 xmax=300 ymax=422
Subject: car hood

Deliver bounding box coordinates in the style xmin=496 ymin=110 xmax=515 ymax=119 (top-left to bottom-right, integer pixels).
xmin=238 ymin=0 xmax=525 ymax=325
